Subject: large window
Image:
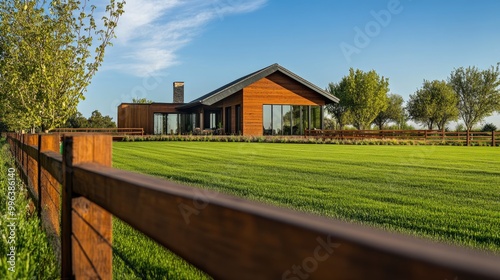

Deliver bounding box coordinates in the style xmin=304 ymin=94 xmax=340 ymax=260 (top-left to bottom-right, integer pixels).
xmin=292 ymin=106 xmax=302 ymax=135
xmin=311 ymin=106 xmax=322 ymax=130
xmin=180 ymin=113 xmax=197 ymax=133
xmin=203 ymin=111 xmax=221 ymax=130
xmin=263 ymin=105 xmax=323 ymax=135
xmin=166 ymin=114 xmax=178 ymax=134
xmin=263 ymin=105 xmax=272 ymax=135
xmin=272 ymin=105 xmax=282 ymax=135
xmin=154 ymin=113 xmax=166 ymax=135
xmin=154 ymin=113 xmax=198 ymax=135
xmin=235 ymin=105 xmax=242 ymax=135
xmin=282 ymin=105 xmax=292 ymax=135
xmin=225 ymin=107 xmax=232 ymax=134
xmin=302 ymin=106 xmax=309 ymax=132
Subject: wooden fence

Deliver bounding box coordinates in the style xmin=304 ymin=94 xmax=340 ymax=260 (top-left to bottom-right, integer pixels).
xmin=305 ymin=129 xmax=498 ymax=146
xmin=5 ymin=133 xmax=500 ymax=280
xmin=49 ymin=127 xmax=144 ymax=137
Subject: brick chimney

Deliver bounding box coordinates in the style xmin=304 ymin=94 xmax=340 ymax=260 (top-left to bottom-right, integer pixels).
xmin=173 ymin=82 xmax=184 ymax=103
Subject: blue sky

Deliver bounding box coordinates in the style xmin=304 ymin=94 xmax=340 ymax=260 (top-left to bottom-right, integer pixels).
xmin=82 ymin=0 xmax=500 ymax=128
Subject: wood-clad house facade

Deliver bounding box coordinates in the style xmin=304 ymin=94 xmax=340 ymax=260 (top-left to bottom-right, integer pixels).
xmin=118 ymin=64 xmax=339 ymax=136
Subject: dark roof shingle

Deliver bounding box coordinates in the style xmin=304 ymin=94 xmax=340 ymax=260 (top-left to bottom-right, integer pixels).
xmin=178 ymin=63 xmax=338 ymax=109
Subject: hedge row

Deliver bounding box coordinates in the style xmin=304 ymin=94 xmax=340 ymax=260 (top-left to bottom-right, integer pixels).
xmin=122 ymin=135 xmax=499 ymax=146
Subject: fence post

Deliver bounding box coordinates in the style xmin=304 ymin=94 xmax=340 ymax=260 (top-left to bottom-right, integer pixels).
xmin=24 ymin=134 xmax=28 ymax=177
xmin=27 ymin=135 xmax=39 ymax=197
xmin=25 ymin=135 xmax=39 ymax=215
xmin=18 ymin=134 xmax=21 ymax=165
xmin=20 ymin=134 xmax=25 ymax=177
xmin=15 ymin=134 xmax=18 ymax=165
xmin=62 ymin=135 xmax=112 ymax=280
xmin=492 ymin=131 xmax=496 ymax=147
xmin=18 ymin=134 xmax=22 ymax=165
xmin=13 ymin=134 xmax=16 ymax=163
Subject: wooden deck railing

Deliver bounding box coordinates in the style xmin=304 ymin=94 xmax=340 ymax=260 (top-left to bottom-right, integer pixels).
xmin=5 ymin=133 xmax=500 ymax=280
xmin=305 ymin=129 xmax=498 ymax=146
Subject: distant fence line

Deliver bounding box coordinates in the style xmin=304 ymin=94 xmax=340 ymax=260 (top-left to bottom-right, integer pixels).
xmin=305 ymin=129 xmax=498 ymax=146
xmin=5 ymin=133 xmax=500 ymax=279
xmin=50 ymin=127 xmax=143 ymax=135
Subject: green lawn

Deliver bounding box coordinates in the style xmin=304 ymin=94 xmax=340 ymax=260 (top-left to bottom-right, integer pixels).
xmin=112 ymin=142 xmax=500 ymax=278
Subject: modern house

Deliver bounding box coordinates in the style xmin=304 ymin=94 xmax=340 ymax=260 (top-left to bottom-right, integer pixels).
xmin=117 ymin=63 xmax=339 ymax=136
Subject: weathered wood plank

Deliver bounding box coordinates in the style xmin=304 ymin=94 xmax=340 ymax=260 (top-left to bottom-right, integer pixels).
xmin=39 ymin=134 xmax=63 ymax=263
xmin=71 ymin=197 xmax=112 ymax=279
xmin=62 ymin=135 xmax=112 ymax=280
xmin=39 ymin=151 xmax=63 ymax=183
xmin=26 ymin=135 xmax=39 ymax=199
xmin=72 ymin=162 xmax=500 ymax=280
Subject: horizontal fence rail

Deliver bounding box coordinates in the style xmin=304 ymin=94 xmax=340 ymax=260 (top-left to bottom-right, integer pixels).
xmin=5 ymin=133 xmax=500 ymax=279
xmin=305 ymin=129 xmax=498 ymax=146
xmin=50 ymin=127 xmax=144 ymax=136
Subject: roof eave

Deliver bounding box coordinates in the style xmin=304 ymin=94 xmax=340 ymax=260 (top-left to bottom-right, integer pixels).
xmin=201 ymin=64 xmax=280 ymax=106
xmin=180 ymin=63 xmax=339 ymax=108
xmin=276 ymin=65 xmax=339 ymax=104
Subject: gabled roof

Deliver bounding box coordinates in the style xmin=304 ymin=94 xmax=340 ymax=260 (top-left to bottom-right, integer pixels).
xmin=178 ymin=63 xmax=339 ymax=109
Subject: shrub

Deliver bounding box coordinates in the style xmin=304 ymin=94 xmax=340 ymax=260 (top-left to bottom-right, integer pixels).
xmin=481 ymin=123 xmax=497 ymax=132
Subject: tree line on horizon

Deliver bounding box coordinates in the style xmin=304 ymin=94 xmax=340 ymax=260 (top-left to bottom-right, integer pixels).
xmin=326 ymin=64 xmax=500 ymax=132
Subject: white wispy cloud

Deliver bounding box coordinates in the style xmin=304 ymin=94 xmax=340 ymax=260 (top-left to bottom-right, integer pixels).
xmin=106 ymin=0 xmax=267 ymax=77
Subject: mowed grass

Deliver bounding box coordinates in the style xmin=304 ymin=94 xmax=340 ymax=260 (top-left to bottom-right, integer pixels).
xmin=112 ymin=142 xmax=500 ymax=278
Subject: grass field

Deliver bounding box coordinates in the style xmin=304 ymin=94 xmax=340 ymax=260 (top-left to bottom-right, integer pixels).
xmin=112 ymin=142 xmax=500 ymax=278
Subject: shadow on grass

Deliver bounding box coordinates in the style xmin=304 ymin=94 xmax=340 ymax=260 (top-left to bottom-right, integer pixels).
xmin=112 ymin=218 xmax=211 ymax=280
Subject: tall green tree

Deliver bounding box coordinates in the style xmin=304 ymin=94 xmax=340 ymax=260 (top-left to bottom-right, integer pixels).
xmin=395 ymin=108 xmax=411 ymax=130
xmin=0 ymin=0 xmax=124 ymax=132
xmin=64 ymin=112 xmax=89 ymax=128
xmin=448 ymin=65 xmax=500 ymax=133
xmin=325 ymin=81 xmax=352 ymax=130
xmin=64 ymin=110 xmax=116 ymax=128
xmin=331 ymin=68 xmax=389 ymax=130
xmin=372 ymin=93 xmax=404 ymax=130
xmin=87 ymin=110 xmax=116 ymax=128
xmin=407 ymin=80 xmax=459 ymax=130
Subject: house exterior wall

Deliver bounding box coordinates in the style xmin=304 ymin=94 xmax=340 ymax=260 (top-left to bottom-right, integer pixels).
xmin=117 ymin=103 xmax=179 ymax=135
xmin=242 ymin=72 xmax=327 ymax=136
xmin=213 ymin=90 xmax=243 ymax=134
xmin=118 ymin=71 xmax=333 ymax=136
